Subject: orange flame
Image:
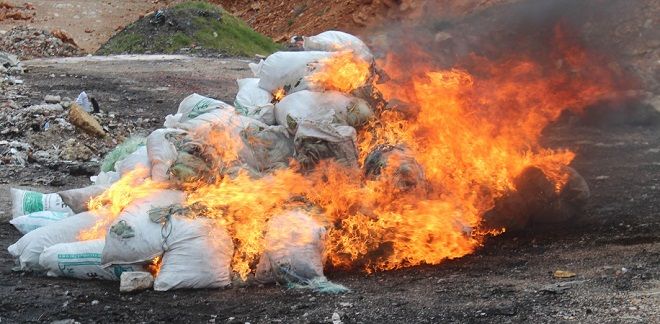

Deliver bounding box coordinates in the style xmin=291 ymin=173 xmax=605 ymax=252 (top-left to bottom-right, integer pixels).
xmin=273 ymin=88 xmax=286 ymax=101
xmin=146 ymin=256 xmax=162 ymax=277
xmin=78 ymin=167 xmax=169 ymax=241
xmin=306 ymin=51 xmax=371 ymax=93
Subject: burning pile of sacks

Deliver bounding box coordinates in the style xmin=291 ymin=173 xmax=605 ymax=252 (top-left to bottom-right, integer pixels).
xmin=7 ymin=31 xmax=378 ymax=292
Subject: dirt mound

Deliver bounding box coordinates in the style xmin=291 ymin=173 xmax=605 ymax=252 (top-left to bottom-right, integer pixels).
xmin=0 ymin=1 xmax=35 ymax=22
xmin=97 ymin=1 xmax=279 ymax=57
xmin=0 ymin=26 xmax=83 ymax=60
xmin=215 ymin=0 xmax=511 ymax=42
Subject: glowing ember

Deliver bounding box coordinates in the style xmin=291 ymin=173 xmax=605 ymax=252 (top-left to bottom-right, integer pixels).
xmin=306 ymin=51 xmax=371 ymax=93
xmin=78 ymin=167 xmax=169 ymax=241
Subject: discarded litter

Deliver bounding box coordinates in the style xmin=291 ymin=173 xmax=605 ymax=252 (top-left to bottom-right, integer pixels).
xmin=75 ymin=91 xmax=92 ymax=112
xmin=68 ymin=103 xmax=105 ymax=137
xmin=553 ymin=270 xmax=577 ymax=278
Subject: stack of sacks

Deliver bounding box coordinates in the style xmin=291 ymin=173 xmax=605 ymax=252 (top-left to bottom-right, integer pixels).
xmin=241 ymin=30 xmax=375 ymax=169
xmin=6 ymin=30 xmax=372 ymax=292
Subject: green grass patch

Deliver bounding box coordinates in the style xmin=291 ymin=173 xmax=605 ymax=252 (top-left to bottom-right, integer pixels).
xmin=97 ymin=1 xmax=280 ymax=57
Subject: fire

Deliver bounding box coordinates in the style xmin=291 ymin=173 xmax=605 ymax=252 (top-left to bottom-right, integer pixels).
xmin=273 ymin=88 xmax=285 ymax=101
xmin=306 ymin=51 xmax=371 ymax=93
xmin=146 ymin=256 xmax=162 ymax=276
xmin=178 ymin=26 xmax=619 ymax=278
xmin=78 ymin=167 xmax=169 ymax=240
xmin=86 ymin=27 xmax=620 ymax=279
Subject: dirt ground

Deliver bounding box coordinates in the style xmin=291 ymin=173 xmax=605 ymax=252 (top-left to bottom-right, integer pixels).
xmin=0 ymin=0 xmax=183 ymax=53
xmin=0 ymin=55 xmax=658 ymax=323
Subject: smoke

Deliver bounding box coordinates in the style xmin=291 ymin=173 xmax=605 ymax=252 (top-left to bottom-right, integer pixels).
xmin=363 ymin=0 xmax=659 ymax=125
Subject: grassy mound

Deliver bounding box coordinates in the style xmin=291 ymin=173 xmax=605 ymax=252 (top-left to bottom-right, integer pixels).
xmin=97 ymin=1 xmax=279 ymax=57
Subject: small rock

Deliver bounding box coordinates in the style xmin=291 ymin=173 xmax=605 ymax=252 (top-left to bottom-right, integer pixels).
xmin=91 ymin=300 xmax=99 ymax=305
xmin=331 ymin=312 xmax=343 ymax=324
xmin=120 ymin=271 xmax=154 ymax=293
xmin=45 ymin=95 xmax=61 ymax=103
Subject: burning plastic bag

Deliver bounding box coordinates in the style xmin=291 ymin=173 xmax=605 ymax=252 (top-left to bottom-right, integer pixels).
xmin=294 ymin=121 xmax=359 ymax=168
xmin=255 ymin=210 xmax=326 ymax=284
xmin=101 ymin=190 xmax=186 ymax=265
xmin=10 ymin=188 xmax=73 ymax=219
xmin=303 ymin=31 xmax=373 ymax=62
xmin=39 ymin=239 xmax=145 ymax=281
xmin=256 ymin=51 xmax=333 ymax=93
xmin=163 ymin=93 xmax=234 ymax=128
xmin=9 ymin=211 xmax=70 ymax=235
xmin=235 ymin=78 xmax=276 ymax=125
xmin=146 ymin=128 xmax=187 ymax=182
xmin=58 ymin=185 xmax=109 ymax=214
xmin=275 ymin=90 xmax=373 ymax=133
xmin=154 ymin=217 xmax=233 ymax=291
xmin=8 ymin=211 xmax=101 ymax=270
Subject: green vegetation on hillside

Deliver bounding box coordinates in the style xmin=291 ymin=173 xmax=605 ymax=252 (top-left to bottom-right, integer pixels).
xmin=97 ymin=1 xmax=280 ymax=57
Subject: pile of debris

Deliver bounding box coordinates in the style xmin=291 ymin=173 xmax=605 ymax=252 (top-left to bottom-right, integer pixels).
xmin=0 ymin=2 xmax=35 ymax=22
xmin=0 ymin=55 xmax=156 ymax=186
xmin=0 ymin=26 xmax=83 ymax=60
xmin=0 ymin=51 xmax=23 ymax=85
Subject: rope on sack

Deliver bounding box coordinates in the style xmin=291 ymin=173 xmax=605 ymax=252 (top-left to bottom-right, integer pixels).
xmin=149 ymin=204 xmax=186 ymax=252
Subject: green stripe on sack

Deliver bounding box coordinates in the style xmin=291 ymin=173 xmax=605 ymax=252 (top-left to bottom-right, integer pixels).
xmin=57 ymin=253 xmax=102 ymax=259
xmin=59 ymin=261 xmax=101 ymax=266
xmin=22 ymin=191 xmax=44 ymax=214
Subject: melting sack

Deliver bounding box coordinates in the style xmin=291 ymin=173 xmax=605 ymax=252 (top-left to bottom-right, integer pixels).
xmin=39 ymin=239 xmax=145 ymax=280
